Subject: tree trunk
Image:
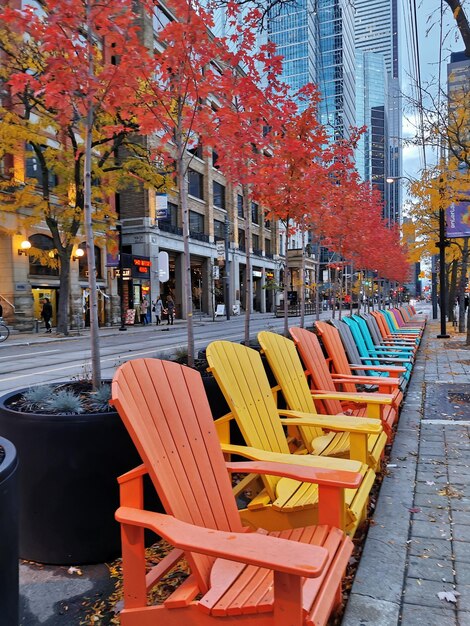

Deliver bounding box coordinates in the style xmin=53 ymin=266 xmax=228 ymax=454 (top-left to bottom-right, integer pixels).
xmin=176 ymin=130 xmax=195 ymax=366
xmin=243 ymin=184 xmax=252 ymax=345
xmin=84 ymin=1 xmax=101 ymax=389
xmin=56 ymin=252 xmax=71 ymax=335
xmin=448 ymin=259 xmax=458 ymax=322
xmin=444 ymin=0 xmax=470 ymax=57
xmin=467 ymin=298 xmax=470 ymax=345
xmin=458 ymin=240 xmax=468 ymax=332
xmin=283 ymin=219 xmax=291 ymax=337
xmin=300 ymin=229 xmax=306 ymax=329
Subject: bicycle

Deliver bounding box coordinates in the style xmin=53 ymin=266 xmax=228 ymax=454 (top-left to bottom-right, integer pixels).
xmin=0 ymin=318 xmax=10 ymax=342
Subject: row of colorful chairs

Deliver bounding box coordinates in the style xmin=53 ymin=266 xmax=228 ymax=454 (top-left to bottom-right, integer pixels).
xmin=110 ymin=304 xmax=425 ymax=626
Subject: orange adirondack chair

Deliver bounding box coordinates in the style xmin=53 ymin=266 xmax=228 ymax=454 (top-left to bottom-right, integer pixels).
xmin=313 ymin=322 xmax=403 ymax=412
xmin=111 ymin=358 xmax=362 ymax=626
xmin=289 ymin=326 xmax=398 ymax=440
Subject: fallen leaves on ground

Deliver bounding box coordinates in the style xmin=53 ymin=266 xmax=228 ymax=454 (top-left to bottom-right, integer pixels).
xmin=437 ymin=590 xmax=460 ymax=603
xmin=438 ymin=485 xmax=463 ymax=499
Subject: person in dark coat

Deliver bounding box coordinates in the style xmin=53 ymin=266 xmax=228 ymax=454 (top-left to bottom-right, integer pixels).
xmin=166 ymin=295 xmax=175 ymax=325
xmin=41 ymin=297 xmax=53 ymax=333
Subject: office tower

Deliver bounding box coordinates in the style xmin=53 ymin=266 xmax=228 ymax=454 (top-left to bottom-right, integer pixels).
xmin=317 ymin=0 xmax=356 ymax=138
xmin=355 ymin=50 xmax=392 ymax=221
xmin=355 ymin=0 xmax=402 ymax=224
xmin=268 ymin=0 xmax=317 ymax=105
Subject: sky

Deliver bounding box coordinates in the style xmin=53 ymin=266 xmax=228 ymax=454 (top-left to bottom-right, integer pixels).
xmin=401 ymin=0 xmax=467 ymax=179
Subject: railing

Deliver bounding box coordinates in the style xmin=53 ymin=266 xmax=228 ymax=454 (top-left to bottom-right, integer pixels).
xmin=190 ymin=231 xmax=210 ymax=243
xmin=252 ymin=248 xmax=264 ymax=257
xmin=158 ymin=223 xmax=183 ymax=236
xmin=275 ymin=302 xmax=317 ymax=317
xmin=0 ymin=295 xmax=15 ymax=312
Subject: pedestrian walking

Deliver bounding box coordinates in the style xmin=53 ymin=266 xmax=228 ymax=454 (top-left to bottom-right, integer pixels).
xmin=153 ymin=296 xmax=163 ymax=325
xmin=41 ymin=297 xmax=53 ymax=333
xmin=141 ymin=297 xmax=149 ymax=325
xmin=166 ymin=295 xmax=175 ymax=325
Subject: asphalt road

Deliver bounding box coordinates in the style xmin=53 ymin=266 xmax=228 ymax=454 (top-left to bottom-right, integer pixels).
xmin=0 ymin=311 xmax=331 ymax=395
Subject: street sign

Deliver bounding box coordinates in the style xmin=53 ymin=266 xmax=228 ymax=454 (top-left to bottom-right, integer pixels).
xmin=155 ymin=194 xmax=169 ymax=220
xmin=216 ymin=241 xmax=225 ymax=260
xmin=158 ymin=251 xmax=170 ymax=282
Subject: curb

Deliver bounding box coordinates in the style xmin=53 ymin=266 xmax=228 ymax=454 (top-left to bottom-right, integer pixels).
xmin=342 ymin=324 xmax=427 ymax=626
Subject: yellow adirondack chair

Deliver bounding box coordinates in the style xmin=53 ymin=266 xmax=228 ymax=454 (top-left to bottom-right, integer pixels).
xmin=206 ymin=341 xmax=381 ymax=536
xmin=257 ymin=331 xmax=389 ymax=472
xmin=111 ymin=358 xmax=362 ymax=626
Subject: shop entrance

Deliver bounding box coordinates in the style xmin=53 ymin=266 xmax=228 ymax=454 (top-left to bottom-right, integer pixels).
xmin=32 ymin=287 xmax=58 ymax=328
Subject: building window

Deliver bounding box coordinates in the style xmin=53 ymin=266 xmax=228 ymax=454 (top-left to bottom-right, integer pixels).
xmin=252 ymin=234 xmax=260 ymax=252
xmin=188 ymin=169 xmax=204 ymax=200
xmin=189 ymin=210 xmax=204 ymax=234
xmin=28 ymin=234 xmax=59 ymax=276
xmin=212 ymin=148 xmax=219 ymax=169
xmin=214 ymin=219 xmax=225 ymax=240
xmin=237 ymin=194 xmax=244 ymax=218
xmin=188 ymin=141 xmax=203 ymax=160
xmin=251 ymin=201 xmax=259 ymax=224
xmin=265 ymin=238 xmax=271 ymax=256
xmin=238 ymin=228 xmax=245 ymax=251
xmin=25 ymin=144 xmax=58 ymax=188
xmin=213 ymin=181 xmax=226 ymax=209
xmin=78 ymin=243 xmax=103 ymax=280
xmin=158 ymin=201 xmax=179 ymax=228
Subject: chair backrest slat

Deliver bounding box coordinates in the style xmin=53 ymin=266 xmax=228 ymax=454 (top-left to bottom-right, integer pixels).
xmin=206 ymin=341 xmax=291 ymax=499
xmin=289 ymin=326 xmax=344 ymax=415
xmin=112 ymin=358 xmax=243 ymax=591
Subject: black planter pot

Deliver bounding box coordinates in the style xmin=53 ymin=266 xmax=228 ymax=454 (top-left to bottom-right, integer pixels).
xmin=0 ymin=387 xmax=161 ymax=565
xmin=0 ymin=436 xmax=19 ymax=625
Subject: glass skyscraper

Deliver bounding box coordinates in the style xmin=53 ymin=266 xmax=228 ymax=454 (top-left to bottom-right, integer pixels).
xmin=317 ymin=0 xmax=356 ymax=139
xmin=268 ymin=0 xmax=317 ymax=108
xmin=355 ymin=0 xmax=402 ymax=224
xmin=356 ymin=51 xmax=391 ymax=220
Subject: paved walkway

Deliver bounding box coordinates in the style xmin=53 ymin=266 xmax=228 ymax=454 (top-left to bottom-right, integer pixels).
xmin=343 ymin=318 xmax=470 ymax=626
xmin=18 ymin=309 xmax=470 ymax=625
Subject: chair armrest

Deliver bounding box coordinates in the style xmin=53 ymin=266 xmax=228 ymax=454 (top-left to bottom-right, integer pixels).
xmin=331 ymin=374 xmax=401 ymax=387
xmin=357 ymin=356 xmax=411 ymax=364
xmin=311 ymin=390 xmax=393 ymax=405
xmin=225 ymin=460 xmax=363 ymax=489
xmin=349 ymin=364 xmax=407 ymax=374
xmin=117 ymin=464 xmax=148 ymax=484
xmin=277 ymin=410 xmax=383 ymax=434
xmin=219 ymin=443 xmax=363 ymax=472
xmin=115 ymin=507 xmax=328 ymax=578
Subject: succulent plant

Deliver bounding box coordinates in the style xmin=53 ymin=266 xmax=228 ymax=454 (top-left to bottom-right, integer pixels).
xmin=21 ymin=385 xmax=55 ymax=411
xmin=88 ymin=384 xmax=112 ymax=412
xmin=45 ymin=390 xmax=85 ymax=414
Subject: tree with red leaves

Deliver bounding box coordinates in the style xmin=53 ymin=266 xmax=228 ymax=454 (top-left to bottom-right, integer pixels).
xmin=0 ymin=0 xmax=153 ymax=386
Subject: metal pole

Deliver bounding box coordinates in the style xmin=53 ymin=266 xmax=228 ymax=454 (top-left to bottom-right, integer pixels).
xmin=431 ymin=254 xmax=438 ymax=320
xmin=437 ymin=179 xmax=449 ymax=338
xmin=118 ymin=223 xmax=127 ymax=331
xmin=224 ymin=216 xmax=230 ymax=321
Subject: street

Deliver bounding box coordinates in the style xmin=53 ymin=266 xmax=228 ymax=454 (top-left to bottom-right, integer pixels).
xmin=0 ymin=311 xmax=331 ymax=395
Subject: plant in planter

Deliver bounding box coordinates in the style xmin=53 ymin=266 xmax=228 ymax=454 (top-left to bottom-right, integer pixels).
xmin=0 ymin=381 xmax=160 ymax=565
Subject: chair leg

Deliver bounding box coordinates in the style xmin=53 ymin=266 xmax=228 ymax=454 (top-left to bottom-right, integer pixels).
xmin=273 ymin=571 xmax=303 ymax=626
xmin=121 ymin=523 xmax=147 ymax=610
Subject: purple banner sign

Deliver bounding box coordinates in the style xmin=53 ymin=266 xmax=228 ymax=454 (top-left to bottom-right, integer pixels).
xmin=446 ymin=200 xmax=470 ymax=238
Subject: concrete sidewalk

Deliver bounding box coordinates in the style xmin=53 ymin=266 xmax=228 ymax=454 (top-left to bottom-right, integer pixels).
xmin=343 ymin=319 xmax=470 ymax=626
xmin=20 ymin=308 xmax=468 ymax=626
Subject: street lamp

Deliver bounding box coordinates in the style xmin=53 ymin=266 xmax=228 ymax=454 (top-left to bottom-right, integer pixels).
xmin=387 ymin=175 xmax=448 ymax=337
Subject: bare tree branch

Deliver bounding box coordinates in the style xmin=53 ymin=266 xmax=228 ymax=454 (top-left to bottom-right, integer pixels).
xmin=443 ymin=0 xmax=470 ymax=56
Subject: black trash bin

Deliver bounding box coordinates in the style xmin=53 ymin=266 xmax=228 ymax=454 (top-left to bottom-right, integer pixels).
xmin=0 ymin=436 xmax=19 ymax=626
